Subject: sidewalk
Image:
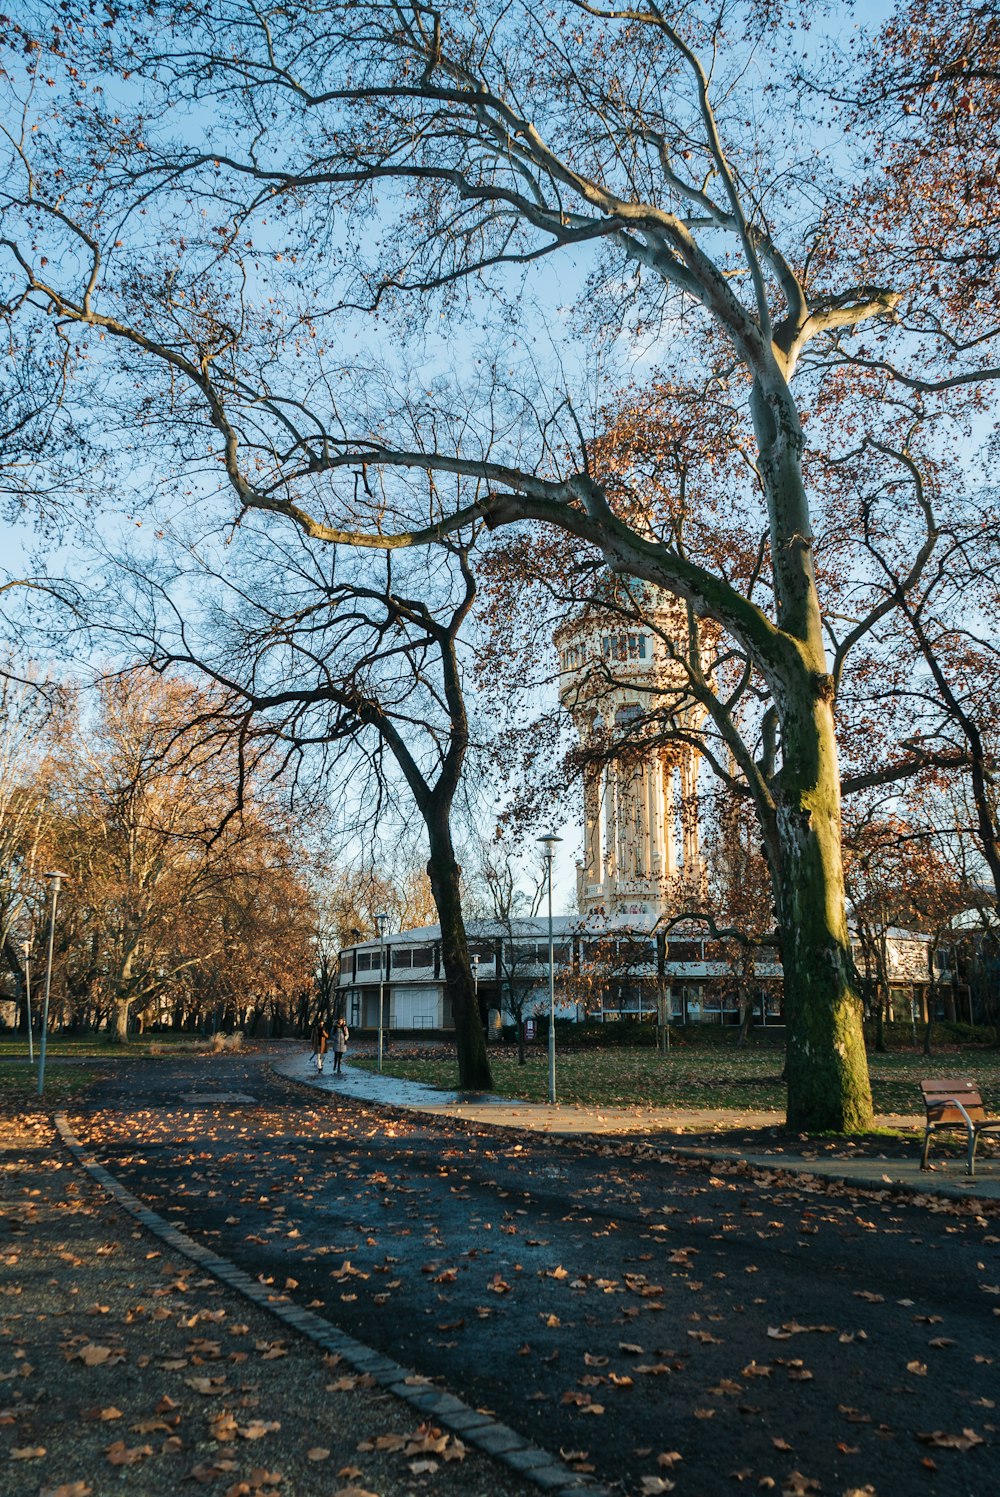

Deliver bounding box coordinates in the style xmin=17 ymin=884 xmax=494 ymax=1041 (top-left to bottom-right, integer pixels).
xmin=273 ymin=1053 xmax=1000 ymax=1206
xmin=0 ymin=1106 xmax=552 ymax=1497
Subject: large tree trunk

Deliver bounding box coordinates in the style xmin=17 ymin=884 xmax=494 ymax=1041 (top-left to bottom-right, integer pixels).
xmin=425 ymin=805 xmax=492 ymax=1091
xmin=751 ymin=379 xmax=874 ymax=1134
xmin=774 ymin=687 xmax=874 ymax=1132
xmin=111 ymin=999 xmax=132 ymax=1044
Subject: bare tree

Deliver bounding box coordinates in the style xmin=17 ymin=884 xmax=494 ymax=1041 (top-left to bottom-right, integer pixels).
xmin=112 ymin=526 xmax=495 ymax=1087
xmin=4 ymin=3 xmax=1000 ymax=1128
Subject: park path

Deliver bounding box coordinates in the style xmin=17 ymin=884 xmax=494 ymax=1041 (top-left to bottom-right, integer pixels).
xmin=57 ymin=1048 xmax=1000 ymax=1497
xmin=274 ymin=1048 xmax=1000 ymax=1204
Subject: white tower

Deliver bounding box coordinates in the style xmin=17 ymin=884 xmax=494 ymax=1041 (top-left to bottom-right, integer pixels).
xmin=554 ymin=581 xmax=707 ymax=920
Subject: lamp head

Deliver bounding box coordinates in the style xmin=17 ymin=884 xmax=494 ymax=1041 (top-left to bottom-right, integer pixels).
xmin=374 ymin=911 xmax=389 ymax=935
xmin=536 ymin=834 xmax=562 ymax=862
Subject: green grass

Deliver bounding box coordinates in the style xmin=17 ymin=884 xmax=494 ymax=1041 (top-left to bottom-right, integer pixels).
xmin=0 ymin=1060 xmax=100 ymax=1106
xmin=354 ymin=1044 xmax=1000 ymax=1116
xmin=0 ymin=1034 xmax=211 ymax=1059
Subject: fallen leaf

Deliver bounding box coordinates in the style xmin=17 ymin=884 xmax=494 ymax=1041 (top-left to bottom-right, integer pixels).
xmin=10 ymin=1446 xmax=46 ymax=1460
xmin=210 ymin=1412 xmax=240 ymax=1443
xmin=240 ymin=1420 xmax=280 ymax=1441
xmin=186 ymin=1375 xmax=230 ymax=1395
xmin=306 ymin=1447 xmax=330 ymax=1462
xmin=40 ymin=1485 xmax=93 ymax=1497
xmin=105 ymin=1440 xmax=154 ymax=1466
xmin=74 ymin=1344 xmax=124 ymax=1368
xmin=916 ymin=1428 xmax=983 ymax=1451
xmin=781 ymin=1475 xmax=820 ymax=1496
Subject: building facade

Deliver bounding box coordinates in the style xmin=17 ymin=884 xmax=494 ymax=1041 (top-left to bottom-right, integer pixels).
xmin=335 ymin=578 xmax=947 ymax=1032
xmin=335 ymin=915 xmax=942 ymax=1033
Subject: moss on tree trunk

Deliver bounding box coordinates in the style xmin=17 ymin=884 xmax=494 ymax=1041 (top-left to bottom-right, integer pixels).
xmin=776 ymin=685 xmax=874 ymax=1132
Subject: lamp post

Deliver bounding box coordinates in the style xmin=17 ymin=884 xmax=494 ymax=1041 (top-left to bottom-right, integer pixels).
xmin=23 ymin=939 xmax=33 ymax=1064
xmin=375 ymin=912 xmax=388 ymax=1072
xmin=537 ymin=834 xmax=561 ymax=1104
xmin=38 ymin=870 xmax=67 ymax=1099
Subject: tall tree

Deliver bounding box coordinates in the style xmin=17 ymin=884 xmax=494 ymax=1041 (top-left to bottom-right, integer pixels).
xmin=120 ymin=528 xmax=494 ymax=1087
xmin=4 ymin=3 xmax=1000 ymax=1125
xmin=39 ymin=669 xmax=316 ymax=1041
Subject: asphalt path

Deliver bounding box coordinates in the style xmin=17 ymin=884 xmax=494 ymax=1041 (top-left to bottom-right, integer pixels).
xmin=71 ymin=1052 xmax=1000 ymax=1497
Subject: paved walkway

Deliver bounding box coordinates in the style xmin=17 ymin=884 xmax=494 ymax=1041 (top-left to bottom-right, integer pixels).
xmin=272 ymin=1052 xmax=1000 ymax=1205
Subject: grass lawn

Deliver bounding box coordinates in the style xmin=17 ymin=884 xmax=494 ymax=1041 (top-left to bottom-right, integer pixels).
xmin=0 ymin=1034 xmax=213 ymax=1060
xmin=0 ymin=1060 xmax=100 ymax=1108
xmin=352 ymin=1044 xmax=1000 ymax=1116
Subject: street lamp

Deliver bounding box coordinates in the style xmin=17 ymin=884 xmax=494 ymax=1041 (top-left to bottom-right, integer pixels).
xmin=375 ymin=912 xmax=389 ymax=1073
xmin=38 ymin=871 xmax=67 ymax=1099
xmin=23 ymin=939 xmax=33 ymax=1064
xmin=471 ymin=951 xmax=482 ymax=1037
xmin=537 ymin=834 xmax=562 ymax=1104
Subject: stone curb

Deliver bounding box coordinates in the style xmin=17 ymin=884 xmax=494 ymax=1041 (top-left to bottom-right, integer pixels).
xmin=652 ymin=1143 xmax=1000 ymax=1207
xmin=53 ymin=1113 xmax=609 ymax=1497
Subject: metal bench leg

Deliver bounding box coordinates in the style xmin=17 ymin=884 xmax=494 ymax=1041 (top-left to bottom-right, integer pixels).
xmin=920 ymin=1125 xmax=933 ymax=1170
xmin=968 ymin=1128 xmax=979 ymax=1178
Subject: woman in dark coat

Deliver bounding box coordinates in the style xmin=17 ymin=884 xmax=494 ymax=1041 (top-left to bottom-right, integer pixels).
xmin=310 ymin=1019 xmax=329 ymax=1073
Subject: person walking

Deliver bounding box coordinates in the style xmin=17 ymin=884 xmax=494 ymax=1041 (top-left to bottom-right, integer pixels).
xmin=331 ymin=1016 xmax=349 ymax=1074
xmin=310 ymin=1017 xmax=329 ymax=1073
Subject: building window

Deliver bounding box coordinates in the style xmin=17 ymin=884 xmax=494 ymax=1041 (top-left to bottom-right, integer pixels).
xmin=393 ymin=946 xmax=434 ymax=969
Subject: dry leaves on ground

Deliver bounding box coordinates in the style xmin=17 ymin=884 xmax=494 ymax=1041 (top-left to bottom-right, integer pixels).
xmin=916 ymin=1428 xmax=984 ymax=1451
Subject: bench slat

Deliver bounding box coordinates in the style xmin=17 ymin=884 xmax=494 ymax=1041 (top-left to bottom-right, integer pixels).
xmin=921 ymin=1081 xmax=986 ymax=1124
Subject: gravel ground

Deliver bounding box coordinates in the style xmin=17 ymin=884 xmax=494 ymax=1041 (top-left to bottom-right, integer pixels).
xmin=0 ymin=1108 xmax=546 ymax=1497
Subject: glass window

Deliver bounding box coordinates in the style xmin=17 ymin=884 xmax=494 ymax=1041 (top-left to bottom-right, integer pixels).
xmin=668 ymin=941 xmax=702 ymax=963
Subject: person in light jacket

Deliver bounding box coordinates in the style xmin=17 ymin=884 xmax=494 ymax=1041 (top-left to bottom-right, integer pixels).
xmin=331 ymin=1016 xmax=349 ymax=1074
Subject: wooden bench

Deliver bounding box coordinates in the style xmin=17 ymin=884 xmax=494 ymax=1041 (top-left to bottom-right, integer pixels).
xmin=919 ymin=1079 xmax=1000 ymax=1177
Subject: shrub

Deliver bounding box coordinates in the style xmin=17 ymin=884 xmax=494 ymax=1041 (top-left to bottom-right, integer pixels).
xmin=933 ymin=1020 xmax=996 ymax=1046
xmin=209 ymin=1031 xmax=244 ymax=1053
